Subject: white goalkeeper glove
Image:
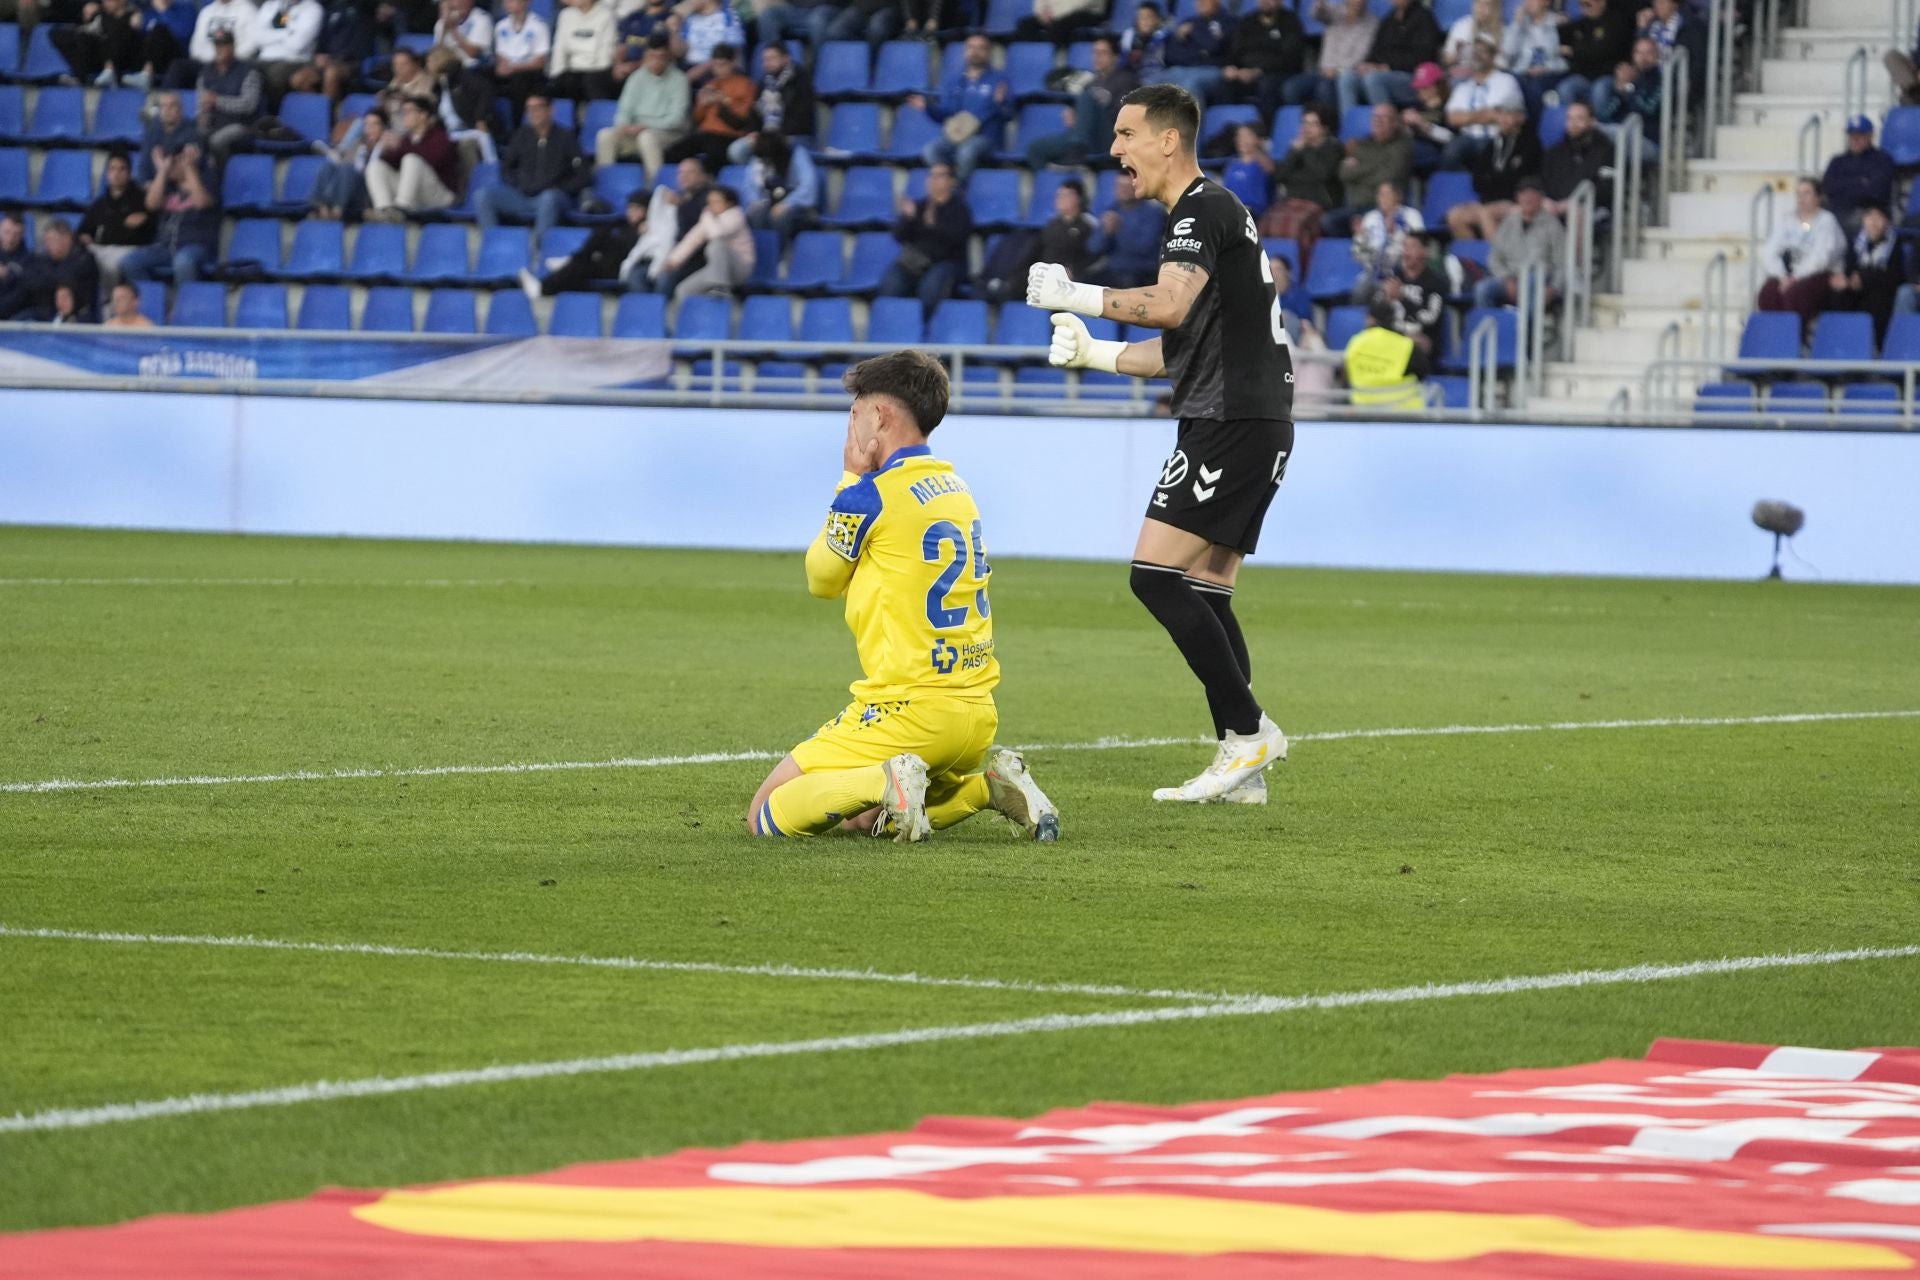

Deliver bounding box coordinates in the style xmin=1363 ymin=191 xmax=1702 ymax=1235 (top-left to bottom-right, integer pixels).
xmin=1027 ymin=261 xmax=1106 ymax=317
xmin=1048 ymin=313 xmax=1124 ymax=374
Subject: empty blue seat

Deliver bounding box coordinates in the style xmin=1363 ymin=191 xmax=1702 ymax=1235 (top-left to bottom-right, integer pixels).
xmin=223 ymin=218 xmax=283 ymax=272
xmin=473 ymin=225 xmax=530 ymax=282
xmin=0 ymin=26 xmax=17 ymax=78
xmin=929 ymin=298 xmax=988 ymax=346
xmin=1018 ymin=169 xmax=1077 ymax=228
xmin=822 ymin=166 xmax=895 ymax=228
xmin=612 ymin=291 xmax=666 ymax=337
xmin=871 ymin=39 xmax=932 ymax=99
xmin=833 ymin=230 xmax=894 ymax=293
xmin=1303 ymin=238 xmax=1361 ymax=299
xmin=1883 ymin=107 xmax=1920 ymax=167
xmin=1268 ymin=105 xmax=1304 ymax=154
xmin=1323 ymin=303 xmax=1368 ymax=351
xmin=1338 ymin=104 xmax=1373 ymax=142
xmin=1462 ymin=306 xmax=1518 ymax=368
xmin=593 ymin=162 xmax=646 ymax=210
xmin=1221 ymin=160 xmax=1269 ymax=213
xmin=423 ymin=288 xmax=477 ymax=333
xmin=359 ymin=285 xmax=415 ymax=331
xmin=27 ymin=148 xmax=90 ymax=207
xmin=484 ymin=288 xmax=537 ymax=335
xmin=1421 ymin=170 xmax=1476 ymax=229
xmin=967 ymin=169 xmax=1022 ymax=228
xmin=1448 ymin=237 xmax=1490 ymax=272
xmin=980 ymin=0 xmax=1027 ymax=35
xmin=822 ymin=102 xmax=882 ymax=159
xmin=1014 ymin=365 xmax=1067 ymax=390
xmin=169 ymin=281 xmax=227 ymax=327
xmin=234 ymin=282 xmax=289 ymax=329
xmin=295 ymin=283 xmax=351 ymax=330
xmin=434 ymin=161 xmax=496 ymax=221
xmin=754 ymin=360 xmax=807 ymax=386
xmin=539 ymin=225 xmax=589 ymax=262
xmin=1737 ymin=312 xmax=1802 ymax=365
xmin=1808 ymin=310 xmax=1874 ymax=362
xmin=1202 ymin=103 xmax=1261 ymax=144
xmin=868 ymin=295 xmax=923 ymax=342
xmin=815 ymin=41 xmax=872 ymax=100
xmin=1537 ymin=104 xmax=1568 ymax=149
xmin=17 ymin=25 xmax=70 ymax=81
xmin=582 ymin=98 xmax=617 ymax=145
xmin=25 ymin=85 xmax=83 ymax=142
xmin=883 ymin=105 xmax=940 ymax=160
xmin=1839 ymin=382 xmax=1902 ymax=416
xmin=1005 ymin=41 xmax=1058 ymax=102
xmin=221 ymin=155 xmax=277 ymax=213
xmin=276 ymin=154 xmax=325 ymax=212
xmin=548 ymin=291 xmax=603 ymax=337
xmin=797 ymin=296 xmax=854 ymax=348
xmin=738 ymin=294 xmax=793 ymax=346
xmin=88 ymin=87 xmax=144 ymax=144
xmin=1431 ymin=374 xmax=1470 ymax=408
xmin=1001 ymin=103 xmax=1066 ymax=161
xmin=1882 ymin=311 xmax=1920 ymax=361
xmin=674 ymin=294 xmax=732 ymax=346
xmin=343 ymin=222 xmax=407 ymax=279
xmin=1692 ymin=381 xmax=1755 ymax=417
xmin=1091 ymin=168 xmax=1124 ymax=214
xmin=338 ymin=92 xmax=376 ymax=122
xmin=781 ymin=229 xmax=844 ymax=289
xmin=409 ymin=223 xmax=471 ymax=281
xmin=992 ymin=302 xmax=1051 ymax=361
xmin=279 ymin=220 xmax=344 ymax=279
xmin=1768 ymin=381 xmax=1828 ymax=410
xmin=266 ymin=92 xmax=330 ymax=152
xmin=0 ymin=86 xmax=22 ymax=141
xmin=743 ymin=228 xmax=782 ymax=291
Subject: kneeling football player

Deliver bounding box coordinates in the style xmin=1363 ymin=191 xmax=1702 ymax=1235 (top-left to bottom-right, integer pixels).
xmin=744 ymin=350 xmax=1060 ymax=843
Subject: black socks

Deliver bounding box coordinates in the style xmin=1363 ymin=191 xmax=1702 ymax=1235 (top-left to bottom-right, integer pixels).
xmin=1129 ymin=562 xmax=1261 ymax=738
xmin=1187 ymin=575 xmax=1250 ymax=684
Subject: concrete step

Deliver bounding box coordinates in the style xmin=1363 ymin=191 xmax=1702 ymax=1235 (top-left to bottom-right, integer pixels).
xmin=1711 ymin=123 xmax=1838 ymax=166
xmin=1666 ymin=187 xmax=1788 ymax=235
xmin=1803 ymin=0 xmax=1894 ymax=30
xmin=1638 ymin=227 xmax=1754 ymax=263
xmin=1686 ymin=158 xmax=1803 ymax=194
xmin=1733 ymin=94 xmax=1890 ymax=129
xmin=1760 ymin=55 xmax=1881 ymax=97
xmin=1777 ymin=26 xmax=1893 ymax=57
xmin=1523 ymin=393 xmax=1629 ymax=419
xmin=1618 ymin=254 xmax=1754 ymax=301
xmin=1539 ymin=360 xmax=1646 ymax=402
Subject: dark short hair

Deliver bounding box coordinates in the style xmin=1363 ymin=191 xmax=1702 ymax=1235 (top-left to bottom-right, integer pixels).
xmin=404 ymin=94 xmax=436 ymax=114
xmin=0 ymin=209 xmax=23 ymax=226
xmin=1060 ymin=177 xmax=1086 ymax=200
xmin=1119 ymin=83 xmax=1200 ymax=152
xmin=524 ymin=92 xmax=550 ymax=107
xmin=1799 ymin=174 xmax=1823 ymax=196
xmin=42 ymin=216 xmax=73 ymax=236
xmin=105 ymin=150 xmax=132 ymax=169
xmin=711 ymin=184 xmax=741 ymax=206
xmin=844 ymin=350 xmax=950 ymax=436
xmin=1093 ymin=34 xmax=1120 ymax=54
xmin=711 ymin=41 xmax=737 ymax=60
xmin=366 ymin=106 xmax=390 ymax=126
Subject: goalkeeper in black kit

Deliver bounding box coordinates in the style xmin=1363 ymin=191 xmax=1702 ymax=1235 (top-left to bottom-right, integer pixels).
xmin=1026 ymin=83 xmax=1297 ymax=805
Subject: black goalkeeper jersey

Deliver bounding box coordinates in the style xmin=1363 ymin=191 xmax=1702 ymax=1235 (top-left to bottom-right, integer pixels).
xmin=1157 ymin=177 xmax=1296 ymax=423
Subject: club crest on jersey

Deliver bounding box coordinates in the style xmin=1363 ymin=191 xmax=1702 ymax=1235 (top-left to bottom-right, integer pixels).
xmin=930 ymin=640 xmax=959 ymax=675
xmin=1158 ymin=450 xmax=1189 ymax=489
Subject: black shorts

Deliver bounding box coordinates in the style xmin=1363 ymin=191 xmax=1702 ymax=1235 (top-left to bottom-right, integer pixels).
xmin=1144 ymin=417 xmax=1294 ymax=555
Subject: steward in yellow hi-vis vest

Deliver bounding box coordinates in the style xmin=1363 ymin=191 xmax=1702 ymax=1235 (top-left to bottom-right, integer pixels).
xmin=743 ymin=351 xmax=1060 ymax=846
xmin=1344 ymin=300 xmax=1431 ymax=411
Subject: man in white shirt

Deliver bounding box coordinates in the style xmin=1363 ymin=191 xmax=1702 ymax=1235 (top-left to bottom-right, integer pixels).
xmin=433 ymin=0 xmax=494 ymax=69
xmin=1757 ymin=176 xmax=1848 ymax=328
xmin=550 ymin=0 xmax=617 ymax=108
xmin=170 ymin=0 xmax=258 ymax=87
xmin=251 ymin=0 xmax=321 ymax=98
xmin=1440 ymin=36 xmax=1522 ymax=167
xmin=492 ymin=0 xmax=553 ymax=116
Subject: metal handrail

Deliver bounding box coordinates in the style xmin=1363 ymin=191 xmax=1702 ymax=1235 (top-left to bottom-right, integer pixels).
xmin=1702 ymin=251 xmax=1729 ymax=363
xmin=1466 ymin=313 xmax=1497 ymax=413
xmin=1746 ymin=182 xmax=1776 ymax=301
xmin=1654 ymin=321 xmax=1684 ymax=408
xmin=1609 ymin=121 xmax=1644 ymax=294
xmin=1899 ymin=0 xmax=1917 ymax=56
xmin=1845 ymin=46 xmax=1870 ymax=126
xmin=1561 ymin=179 xmax=1595 ymax=363
xmin=1527 ymin=264 xmax=1548 ymax=397
xmin=1513 ymin=265 xmax=1533 ymax=406
xmin=1704 ymin=0 xmax=1733 ymax=149
xmin=1657 ymin=47 xmax=1690 ymax=222
xmin=1796 ymin=114 xmax=1824 ymax=179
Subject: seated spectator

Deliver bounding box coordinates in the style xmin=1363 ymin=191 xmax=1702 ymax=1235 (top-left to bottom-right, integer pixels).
xmin=371 ymin=46 xmax=438 ymax=123
xmin=1037 ymin=178 xmax=1103 ymax=280
xmin=1366 ymin=229 xmax=1447 ymax=351
xmin=1285 ymin=0 xmax=1374 ymax=111
xmin=426 ymin=45 xmax=498 ymax=162
xmin=600 ymin=36 xmax=688 ymax=174
xmin=613 ymin=0 xmax=674 ymax=85
xmin=742 ymin=132 xmax=818 ymax=245
xmin=1342 ymin=0 xmax=1443 ymax=118
xmin=1222 ymin=123 xmax=1275 ymax=212
xmin=821 ymin=0 xmax=899 ymax=49
xmin=1635 ymin=0 xmax=1703 ymax=71
xmin=677 ymin=0 xmax=745 ymax=74
xmin=251 ymin=0 xmax=322 ymax=101
xmin=1351 ymin=180 xmax=1422 ymax=292
xmin=491 ymin=0 xmax=553 ymax=118
xmin=1154 ymin=0 xmax=1234 ymax=104
xmin=121 ymin=144 xmax=221 ymax=284
xmin=1331 ymin=101 xmax=1412 ymax=233
xmin=1095 ymin=172 xmax=1166 ymax=288
xmin=477 ymin=94 xmax=592 ymax=249
xmin=289 ymin=0 xmax=373 ymax=103
xmin=140 ymin=92 xmax=199 ymax=180
xmin=1539 ymin=100 xmax=1612 ymax=218
xmin=754 ymin=0 xmax=832 ymax=54
xmin=1475 ymin=177 xmax=1563 ymax=309
xmin=726 ymin=40 xmax=814 ymax=166
xmin=0 ymin=213 xmax=27 ymax=317
xmin=1557 ymin=0 xmax=1633 ymax=107
xmin=50 ymin=0 xmax=154 ymax=88
xmin=1831 ymin=202 xmax=1902 ymax=343
xmin=1120 ymin=2 xmax=1171 ymax=82
xmin=1399 ymin=61 xmax=1453 ymax=169
xmin=1502 ymin=0 xmax=1566 ymax=115
xmin=1026 ymin=35 xmax=1137 ymax=169
xmin=1441 ymin=36 xmax=1523 ymax=168
xmin=1344 ymin=298 xmax=1430 ymax=409
xmin=47 ymin=283 xmax=87 ymax=324
xmin=196 ymin=29 xmax=264 ymax=168
xmin=902 ymin=0 xmax=962 ymax=37
xmin=633 ymin=154 xmax=713 ymax=294
xmin=12 ymin=219 xmax=101 ymax=322
xmin=1441 ymin=0 xmax=1499 ymax=81
xmin=913 ymin=34 xmax=1010 ymax=183
xmin=1823 ymin=116 xmax=1896 ymax=233
xmin=523 ymin=190 xmax=648 ymax=298
xmin=1217 ymin=0 xmax=1307 ymax=122
xmin=79 ymin=152 xmax=155 ymax=283
xmin=364 ymin=94 xmax=462 ymax=219
xmin=430 ymin=0 xmax=491 ymax=71
xmin=141 ymin=0 xmax=199 ymax=87
xmin=654 ymin=184 xmax=752 ymax=302
xmin=879 ymin=161 xmax=972 ymax=312
xmin=309 ymin=106 xmax=386 ymax=219
xmin=1266 ymin=103 xmax=1343 ymax=257
xmin=1446 ymin=102 xmax=1538 ymax=239
xmin=663 ymin=42 xmax=754 ymax=172
xmin=1757 ymin=176 xmax=1845 ymax=327
xmin=1271 ymin=249 xmax=1313 ymax=328
xmin=549 ymin=0 xmax=617 ymax=110
xmin=1591 ymin=36 xmax=1663 ymax=160
xmin=1015 ymin=0 xmax=1104 ymax=46
xmin=168 ymin=0 xmax=259 ymax=90
xmin=1887 ymin=20 xmax=1920 ymax=106
xmin=103 ymin=280 xmax=154 ymax=326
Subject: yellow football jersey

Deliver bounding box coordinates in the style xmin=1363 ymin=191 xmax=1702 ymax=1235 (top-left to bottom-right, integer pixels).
xmin=804 ymin=444 xmax=999 ymax=705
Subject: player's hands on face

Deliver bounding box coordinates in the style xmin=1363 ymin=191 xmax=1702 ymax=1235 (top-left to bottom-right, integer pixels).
xmin=843 ymin=418 xmax=881 ymax=475
xmin=1047 ymin=312 xmax=1093 ymax=369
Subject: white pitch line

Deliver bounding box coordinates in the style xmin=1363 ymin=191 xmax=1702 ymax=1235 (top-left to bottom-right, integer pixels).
xmin=5 ymin=709 xmax=1916 ymax=796
xmin=0 ymin=926 xmax=1254 ymax=1005
xmin=4 ymin=944 xmax=1914 ymax=1135
xmin=0 ymin=577 xmax=530 ymax=588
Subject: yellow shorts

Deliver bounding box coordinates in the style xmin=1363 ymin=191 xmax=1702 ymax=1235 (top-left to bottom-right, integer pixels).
xmin=790 ymin=696 xmax=998 ymax=783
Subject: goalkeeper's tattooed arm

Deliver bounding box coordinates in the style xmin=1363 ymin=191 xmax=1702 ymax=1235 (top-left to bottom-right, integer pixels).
xmin=1099 ymin=261 xmax=1209 ymax=329
xmin=1116 ymin=336 xmax=1164 ymax=378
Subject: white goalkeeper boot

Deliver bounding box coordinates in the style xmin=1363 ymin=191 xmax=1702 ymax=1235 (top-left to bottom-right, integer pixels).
xmin=984 ymin=747 xmax=1061 ymax=841
xmin=1152 ymin=716 xmax=1287 ymax=803
xmin=879 ymin=753 xmax=932 ymax=843
xmin=1213 ymin=771 xmax=1268 ymax=805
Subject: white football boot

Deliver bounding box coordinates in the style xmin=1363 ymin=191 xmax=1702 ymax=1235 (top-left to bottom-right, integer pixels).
xmin=1212 ymin=770 xmax=1267 ymax=805
xmin=1152 ymin=715 xmax=1287 ymax=803
xmin=879 ymin=753 xmax=932 ymax=843
xmin=984 ymin=747 xmax=1061 ymax=841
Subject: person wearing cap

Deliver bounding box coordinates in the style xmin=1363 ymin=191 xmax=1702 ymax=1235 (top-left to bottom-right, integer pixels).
xmin=1344 ymin=297 xmax=1429 ymax=411
xmin=1756 ymin=176 xmax=1845 ymax=327
xmin=195 ymin=27 xmax=263 ymax=171
xmin=1440 ymin=36 xmax=1523 ymax=168
xmin=521 ymin=190 xmax=649 ymax=301
xmin=1399 ymin=60 xmax=1453 ymax=168
xmin=1830 ymin=201 xmax=1903 ymax=343
xmin=1822 ymin=117 xmax=1895 ymax=233
xmin=1476 ymin=177 xmax=1564 ymax=310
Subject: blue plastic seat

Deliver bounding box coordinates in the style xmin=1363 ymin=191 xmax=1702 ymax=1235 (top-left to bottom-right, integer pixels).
xmin=991 ymin=302 xmax=1051 ymax=362
xmin=1303 ymin=238 xmax=1361 ymax=299
xmin=409 ymin=223 xmax=472 ymax=281
xmin=1005 ymin=41 xmax=1058 ymax=103
xmin=1448 ymin=237 xmax=1490 ymax=273
xmin=582 ymin=98 xmax=617 ymax=146
xmin=814 ymin=41 xmax=872 ymax=100
xmin=929 ymin=298 xmax=988 ymax=347
xmin=1537 ymin=104 xmax=1568 ymax=150
xmin=674 ymin=294 xmax=732 ymax=348
xmin=882 ymin=105 xmax=940 ymax=160
xmin=832 ymin=230 xmax=894 ymax=293
xmin=223 ymin=218 xmax=284 ymax=273
xmin=423 ymin=288 xmax=477 ymax=333
xmin=1808 ymin=310 xmax=1875 ymax=362
xmin=1882 ymin=311 xmax=1920 ymax=361
xmin=1323 ymin=304 xmax=1368 ymax=351
xmin=1692 ymin=380 xmax=1755 ymax=417
xmin=221 ymin=155 xmax=277 ymax=213
xmin=1338 ymin=104 xmax=1373 ymax=142
xmin=612 ymin=291 xmax=666 ymax=338
xmin=337 ymin=93 xmax=376 ymax=123
xmin=27 ymin=148 xmax=90 ymax=207
xmin=1421 ymin=170 xmax=1476 ymax=229
xmin=1221 ymin=161 xmax=1269 ymax=214
xmin=484 ymin=288 xmax=537 ymax=335
xmin=870 ymin=39 xmax=931 ymax=100
xmin=343 ymin=222 xmax=407 ymax=279
xmin=1262 ymin=237 xmax=1300 ymax=277
xmin=295 ymin=283 xmax=352 ymax=330
xmin=359 ymin=285 xmax=415 ymax=331
xmin=781 ymin=229 xmax=844 ymax=289
xmin=548 ymin=291 xmax=603 ymax=337
xmin=0 ymin=26 xmax=17 ymax=78
xmin=266 ymin=92 xmax=330 ymax=152
xmin=25 ymin=86 xmax=83 ymax=142
xmin=868 ymin=295 xmax=923 ymax=342
xmin=1767 ymin=381 xmax=1828 ymax=410
xmin=738 ymin=294 xmax=794 ymax=349
xmin=133 ymin=279 xmax=165 ymax=323
xmin=1201 ymin=103 xmax=1260 ymax=145
xmin=1441 ymin=306 xmax=1517 ymax=372
xmin=1268 ymin=105 xmax=1304 ymax=155
xmin=0 ymin=86 xmax=22 ymax=141
xmin=431 ymin=161 xmax=496 ymax=221
xmin=1736 ymin=312 xmax=1802 ymax=366
xmin=88 ymin=87 xmax=144 ymax=144
xmin=1018 ymin=169 xmax=1078 ymax=228
xmin=276 ymin=154 xmax=324 ymax=212
xmin=17 ymin=25 xmax=70 ymax=82
xmin=822 ymin=102 xmax=882 ymax=159
xmin=980 ymin=0 xmax=1027 ymax=36
xmin=1883 ymin=106 xmax=1920 ymax=167
xmin=1839 ymin=382 xmax=1902 ymax=416
xmin=822 ymin=166 xmax=895 ymax=229
xmin=473 ymin=225 xmax=531 ymax=282
xmin=797 ymin=296 xmax=854 ymax=351
xmin=593 ymin=162 xmax=646 ymax=210
xmin=1014 ymin=365 xmax=1067 ymax=390
xmin=1431 ymin=374 xmax=1470 ymax=407
xmin=234 ymin=282 xmax=289 ymax=329
xmin=169 ymin=281 xmax=228 ymax=327
xmin=742 ymin=228 xmax=783 ymax=292
xmin=279 ymin=220 xmax=344 ymax=279
xmin=538 ymin=225 xmax=589 ymax=265
xmin=1000 ymin=103 xmax=1066 ymax=162
xmin=967 ymin=169 xmax=1022 ymax=228
xmin=754 ymin=360 xmax=807 ymax=387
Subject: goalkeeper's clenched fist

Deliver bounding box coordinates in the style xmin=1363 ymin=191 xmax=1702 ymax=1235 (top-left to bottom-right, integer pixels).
xmin=1026 ymin=261 xmax=1106 ymax=317
xmin=1047 ymin=313 xmax=1126 ymax=374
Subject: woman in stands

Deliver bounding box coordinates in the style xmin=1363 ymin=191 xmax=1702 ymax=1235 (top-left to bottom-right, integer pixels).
xmin=1756 ymin=177 xmax=1846 ymax=328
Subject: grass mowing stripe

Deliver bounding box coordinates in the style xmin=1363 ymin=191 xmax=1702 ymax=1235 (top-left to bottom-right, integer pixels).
xmin=6 ymin=944 xmax=1913 ymax=1136
xmin=0 ymin=926 xmax=1254 ymax=1005
xmin=6 ymin=709 xmax=1917 ymax=796
xmin=0 ymin=578 xmax=531 ymax=588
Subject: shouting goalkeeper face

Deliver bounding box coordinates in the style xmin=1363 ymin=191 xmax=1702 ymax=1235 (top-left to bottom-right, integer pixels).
xmin=1108 ymin=93 xmax=1198 ymax=208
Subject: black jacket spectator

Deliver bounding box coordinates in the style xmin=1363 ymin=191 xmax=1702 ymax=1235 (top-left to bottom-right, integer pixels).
xmin=197 ymin=56 xmax=263 ymax=133
xmin=317 ymin=0 xmax=374 ymax=65
xmin=26 ymin=239 xmax=102 ymax=322
xmin=1365 ymin=0 xmax=1443 ymax=73
xmin=1470 ymin=124 xmax=1541 ymax=204
xmin=1225 ymin=0 xmax=1306 ymax=77
xmin=1824 ymin=140 xmax=1896 ymax=228
xmin=896 ymin=191 xmax=973 ymax=267
xmin=753 ymin=51 xmax=814 ymax=141
xmin=499 ymin=122 xmax=592 ymax=197
xmin=1037 ymin=208 xmax=1100 ymax=278
xmin=79 ymin=177 xmax=156 ymax=247
xmin=1561 ymin=1 xmax=1634 ymax=81
xmin=1275 ymin=131 xmax=1345 ymax=208
xmin=1540 ymin=122 xmax=1612 ymax=209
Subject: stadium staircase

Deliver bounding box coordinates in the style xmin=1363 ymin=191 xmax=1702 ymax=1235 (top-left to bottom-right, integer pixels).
xmin=1532 ymin=0 xmax=1897 ymax=416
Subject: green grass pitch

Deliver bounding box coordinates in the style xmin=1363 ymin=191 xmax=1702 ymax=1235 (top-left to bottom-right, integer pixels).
xmin=1 ymin=524 xmax=1916 ymax=1233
